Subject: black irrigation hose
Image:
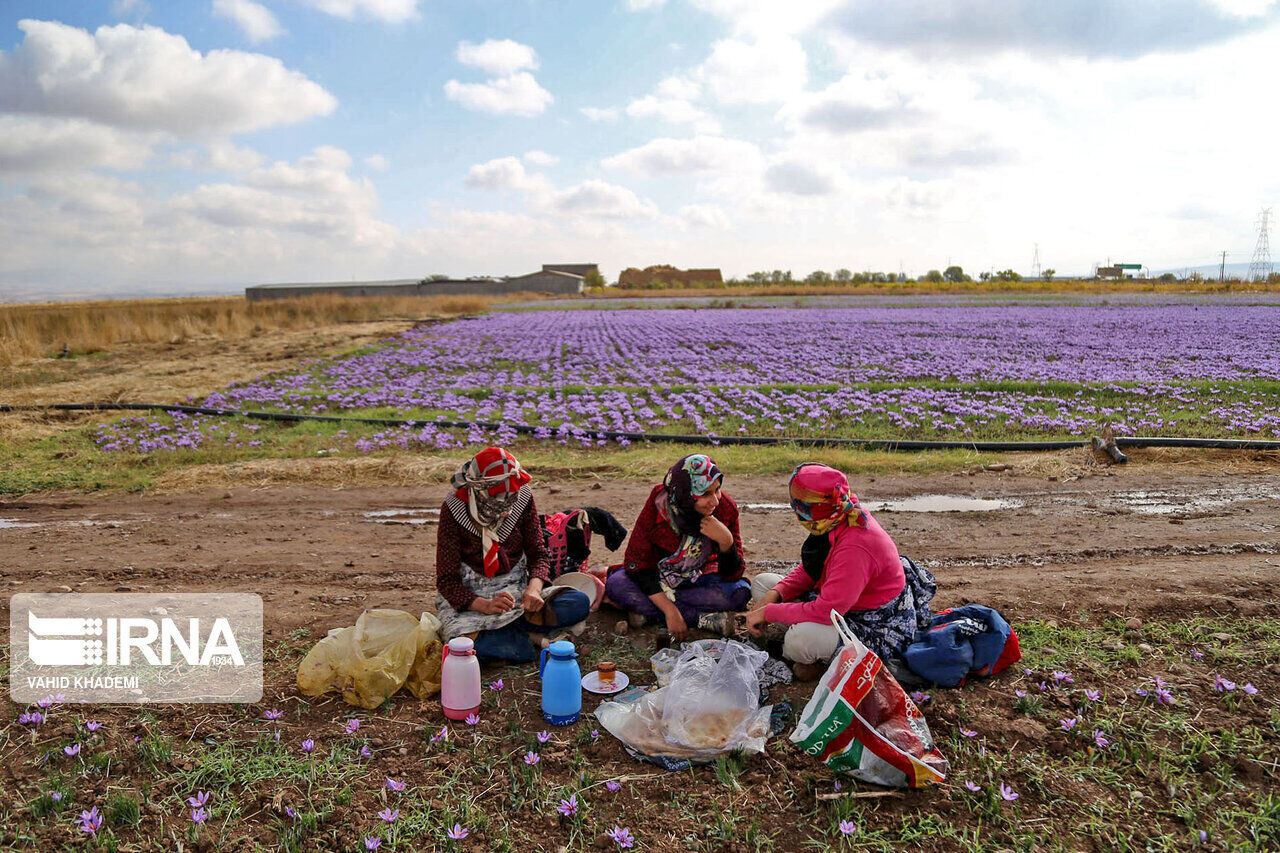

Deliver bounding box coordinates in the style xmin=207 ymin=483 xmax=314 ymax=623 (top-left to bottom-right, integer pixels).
xmin=5 ymin=402 xmax=1280 ymax=452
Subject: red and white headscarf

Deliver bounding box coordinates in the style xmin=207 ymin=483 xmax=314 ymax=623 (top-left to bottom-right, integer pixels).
xmin=446 ymin=447 xmax=533 ymax=577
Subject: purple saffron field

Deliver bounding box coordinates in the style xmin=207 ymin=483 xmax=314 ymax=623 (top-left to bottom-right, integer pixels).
xmin=93 ymin=298 xmax=1280 ymax=454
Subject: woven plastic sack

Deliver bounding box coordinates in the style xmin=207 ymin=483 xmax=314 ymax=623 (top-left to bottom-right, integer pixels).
xmin=790 ymin=612 xmax=948 ymax=789
xmin=297 ymin=610 xmax=442 ymax=709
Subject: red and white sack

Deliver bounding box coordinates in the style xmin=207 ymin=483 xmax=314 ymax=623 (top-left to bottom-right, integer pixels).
xmin=790 ymin=612 xmax=948 ymax=788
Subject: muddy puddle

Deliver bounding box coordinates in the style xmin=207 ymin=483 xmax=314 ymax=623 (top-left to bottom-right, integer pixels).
xmin=362 ymin=509 xmax=440 ymax=525
xmin=742 ymin=495 xmax=1022 ymax=514
xmin=1105 ymin=484 xmax=1280 ymax=515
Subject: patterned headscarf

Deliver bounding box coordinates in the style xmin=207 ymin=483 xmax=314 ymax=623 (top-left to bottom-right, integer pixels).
xmin=788 ymin=463 xmax=869 ymax=536
xmin=654 ymin=454 xmax=724 ymax=587
xmin=447 ymin=447 xmax=533 ymax=577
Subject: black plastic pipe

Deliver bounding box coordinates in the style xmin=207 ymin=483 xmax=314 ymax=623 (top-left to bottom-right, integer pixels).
xmin=5 ymin=402 xmax=1280 ymax=452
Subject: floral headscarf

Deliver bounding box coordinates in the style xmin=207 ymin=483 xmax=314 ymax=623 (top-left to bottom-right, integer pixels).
xmin=447 ymin=447 xmax=533 ymax=577
xmin=788 ymin=463 xmax=869 ymax=536
xmin=654 ymin=454 xmax=723 ymax=588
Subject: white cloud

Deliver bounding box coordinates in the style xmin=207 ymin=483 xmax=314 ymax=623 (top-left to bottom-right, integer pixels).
xmin=602 ymin=135 xmax=763 ymax=176
xmin=822 ymin=0 xmax=1280 ymax=58
xmin=523 ymin=149 xmax=558 ymax=166
xmin=444 ymin=72 xmax=553 ymax=116
xmin=456 ymin=39 xmax=539 ymax=75
xmin=212 ymin=0 xmax=285 ymax=42
xmin=676 ymin=203 xmax=731 ymax=229
xmin=364 ymin=154 xmax=390 ymax=171
xmin=170 ymin=140 xmax=266 ymax=173
xmin=626 ymin=0 xmax=668 ymax=9
xmin=763 ymin=157 xmax=843 ymax=195
xmin=655 ymin=76 xmax=701 ymax=100
xmin=0 ymin=19 xmax=336 ymax=137
xmin=580 ymin=106 xmax=620 ymax=121
xmin=299 ymin=0 xmax=421 ymax=23
xmin=698 ymin=35 xmax=807 ymax=104
xmin=463 ymin=156 xmax=550 ymax=193
xmin=0 ymin=115 xmax=154 ymax=172
xmin=625 ymin=95 xmax=721 ymax=132
xmin=547 ymin=180 xmax=659 ymax=219
xmin=689 ymin=0 xmax=843 ymax=36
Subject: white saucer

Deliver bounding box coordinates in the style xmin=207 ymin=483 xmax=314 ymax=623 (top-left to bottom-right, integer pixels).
xmin=582 ymin=670 xmax=630 ymax=695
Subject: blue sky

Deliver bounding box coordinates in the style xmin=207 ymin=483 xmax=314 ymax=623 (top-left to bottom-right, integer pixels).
xmin=2 ymin=0 xmax=1279 ymax=299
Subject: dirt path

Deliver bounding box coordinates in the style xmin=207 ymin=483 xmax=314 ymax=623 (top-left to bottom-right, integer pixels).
xmin=4 ymin=467 xmax=1277 ymax=635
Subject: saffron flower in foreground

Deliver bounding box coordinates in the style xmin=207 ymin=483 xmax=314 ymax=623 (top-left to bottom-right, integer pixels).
xmin=839 ymin=820 xmax=857 ymax=835
xmin=264 ymin=708 xmax=283 ymax=720
xmin=378 ymin=807 xmax=399 ymax=823
xmin=1093 ymin=730 xmax=1110 ymax=749
xmin=1084 ymin=689 xmax=1100 ymax=702
xmin=556 ymin=794 xmax=578 ymax=817
xmin=191 ymin=808 xmax=208 ymax=824
xmin=85 ymin=720 xmax=102 ymax=732
xmin=1243 ymin=683 xmax=1258 ymax=695
xmin=431 ymin=726 xmax=448 ymax=743
xmin=187 ymin=791 xmax=210 ymax=808
xmin=50 ymin=792 xmax=63 ymax=802
xmin=364 ymin=837 xmax=382 ymax=850
xmin=18 ymin=712 xmax=43 ymax=725
xmin=523 ymin=751 xmax=540 ymax=765
xmin=464 ymin=713 xmax=480 ymax=726
xmin=1190 ymin=649 xmax=1204 ymax=660
xmin=960 ymin=729 xmax=978 ymax=738
xmin=360 ymin=745 xmax=373 ymax=758
xmin=301 ymin=739 xmax=314 ymax=753
xmin=964 ymin=781 xmax=982 ymax=792
xmin=1014 ymin=690 xmax=1027 ymax=698
xmin=607 ymin=826 xmax=635 ymax=848
xmin=1060 ymin=718 xmax=1077 ymax=731
xmin=447 ymin=824 xmax=469 ymax=840
xmin=386 ymin=777 xmax=405 ymax=792
xmin=79 ymin=806 xmax=102 ymax=834
xmin=1213 ymin=675 xmax=1236 ymax=692
xmin=909 ymin=691 xmax=930 ymax=705
xmin=1000 ymin=783 xmax=1019 ymax=801
xmin=344 ymin=718 xmax=361 ymax=734
xmin=591 ymin=729 xmax=600 ymax=740
xmin=606 ymin=780 xmax=622 ymax=792
xmin=489 ymin=679 xmax=504 ymax=691
xmin=63 ymin=743 xmax=81 ymax=757
xmin=537 ymin=730 xmax=552 ymax=743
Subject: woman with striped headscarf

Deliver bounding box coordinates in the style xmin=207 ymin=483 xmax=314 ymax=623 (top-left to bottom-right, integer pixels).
xmin=435 ymin=447 xmax=590 ymax=661
xmin=745 ymin=463 xmax=936 ymax=678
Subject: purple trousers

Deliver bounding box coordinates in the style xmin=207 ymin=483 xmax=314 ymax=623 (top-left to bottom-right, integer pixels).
xmin=605 ymin=570 xmax=751 ymax=624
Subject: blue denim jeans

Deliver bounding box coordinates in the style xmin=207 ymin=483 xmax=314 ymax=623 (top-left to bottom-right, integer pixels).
xmin=605 ymin=570 xmax=750 ymax=625
xmin=472 ymin=589 xmax=591 ymax=663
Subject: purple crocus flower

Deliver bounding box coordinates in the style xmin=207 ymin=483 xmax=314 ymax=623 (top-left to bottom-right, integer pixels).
xmin=360 ymin=745 xmax=373 ymax=758
xmin=191 ymin=808 xmax=208 ymax=824
xmin=591 ymin=729 xmax=600 ymax=740
xmin=386 ymin=777 xmax=405 ymax=792
xmin=523 ymin=751 xmax=540 ymax=765
xmin=964 ymin=781 xmax=982 ymax=792
xmin=606 ymin=780 xmax=622 ymax=792
xmin=556 ymin=794 xmax=578 ymax=817
xmin=464 ymin=713 xmax=480 ymax=726
xmin=50 ymin=791 xmax=63 ymax=802
xmin=63 ymin=744 xmax=81 ymax=757
xmin=79 ymin=806 xmax=102 ymax=834
xmin=537 ymin=730 xmax=552 ymax=743
xmin=1060 ymin=718 xmax=1077 ymax=731
xmin=839 ymin=820 xmax=857 ymax=835
xmin=1155 ymin=687 xmax=1176 ymax=705
xmin=85 ymin=721 xmax=102 ymax=732
xmin=909 ymin=691 xmax=930 ymax=705
xmin=1014 ymin=690 xmax=1027 ymax=698
xmin=187 ymin=791 xmax=210 ymax=808
xmin=1243 ymin=683 xmax=1258 ymax=695
xmin=999 ymin=783 xmax=1019 ymax=801
xmin=1190 ymin=649 xmax=1204 ymax=660
xmin=37 ymin=696 xmax=53 ymax=709
xmin=1051 ymin=671 xmax=1074 ymax=684
xmin=364 ymin=837 xmax=382 ymax=850
xmin=489 ymin=679 xmax=504 ymax=691
xmin=431 ymin=726 xmax=448 ymax=743
xmin=301 ymin=739 xmax=314 ymax=753
xmin=1093 ymin=730 xmax=1110 ymax=749
xmin=285 ymin=807 xmax=296 ymax=818
xmin=960 ymin=729 xmax=978 ymax=738
xmin=19 ymin=712 xmax=43 ymax=725
xmin=607 ymin=826 xmax=635 ymax=848
xmin=344 ymin=718 xmax=361 ymax=734
xmin=447 ymin=824 xmax=469 ymax=840
xmin=264 ymin=708 xmax=283 ymax=720
xmin=378 ymin=807 xmax=399 ymax=823
xmin=1213 ymin=675 xmax=1236 ymax=692
xmin=1083 ymin=689 xmax=1101 ymax=702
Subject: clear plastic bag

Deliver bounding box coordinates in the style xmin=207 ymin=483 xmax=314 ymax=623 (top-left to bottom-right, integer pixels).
xmin=662 ymin=640 xmax=770 ymax=754
xmin=297 ymin=609 xmax=442 ymax=709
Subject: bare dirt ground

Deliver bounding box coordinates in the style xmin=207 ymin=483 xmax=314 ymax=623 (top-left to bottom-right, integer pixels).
xmin=3 ymin=465 xmax=1277 ymax=638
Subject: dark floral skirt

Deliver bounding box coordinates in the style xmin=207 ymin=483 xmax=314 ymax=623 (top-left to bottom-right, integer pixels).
xmin=843 ymin=556 xmax=937 ymax=662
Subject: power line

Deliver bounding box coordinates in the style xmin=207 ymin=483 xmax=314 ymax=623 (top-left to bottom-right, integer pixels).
xmin=1220 ymin=250 xmax=1228 ymax=282
xmin=1248 ymin=207 xmax=1273 ymax=282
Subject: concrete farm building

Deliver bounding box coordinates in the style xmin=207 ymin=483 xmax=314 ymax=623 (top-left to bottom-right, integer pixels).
xmin=245 ymin=264 xmax=597 ymax=301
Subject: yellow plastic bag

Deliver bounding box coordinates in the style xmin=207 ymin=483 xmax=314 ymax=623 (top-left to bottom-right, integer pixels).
xmin=297 ymin=609 xmax=443 ymax=709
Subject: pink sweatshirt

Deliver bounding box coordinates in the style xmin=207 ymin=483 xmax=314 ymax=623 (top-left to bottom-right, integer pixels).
xmin=763 ymin=514 xmax=905 ymax=626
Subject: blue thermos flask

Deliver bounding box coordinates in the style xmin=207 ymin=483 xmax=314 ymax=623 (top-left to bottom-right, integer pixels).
xmin=539 ymin=639 xmax=582 ymax=725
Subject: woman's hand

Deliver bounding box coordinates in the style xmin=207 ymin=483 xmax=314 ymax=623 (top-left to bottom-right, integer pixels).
xmin=664 ymin=609 xmax=689 ymax=642
xmin=521 ymin=584 xmax=545 ymax=614
xmin=700 ymin=515 xmax=734 ymax=552
xmin=745 ymin=608 xmax=769 ymax=636
xmin=472 ymin=592 xmax=515 ymax=615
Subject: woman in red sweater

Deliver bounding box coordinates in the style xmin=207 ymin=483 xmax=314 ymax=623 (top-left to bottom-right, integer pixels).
xmin=605 ymin=454 xmax=749 ymax=640
xmin=435 ymin=447 xmax=590 ymax=662
xmin=746 ymin=463 xmax=935 ymax=673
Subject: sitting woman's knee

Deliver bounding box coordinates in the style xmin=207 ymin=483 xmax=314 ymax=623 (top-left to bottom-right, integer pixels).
xmin=782 ymin=623 xmax=841 ymax=664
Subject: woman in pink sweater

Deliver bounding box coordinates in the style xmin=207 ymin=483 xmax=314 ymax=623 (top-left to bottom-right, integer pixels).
xmin=745 ymin=463 xmax=935 ymax=674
